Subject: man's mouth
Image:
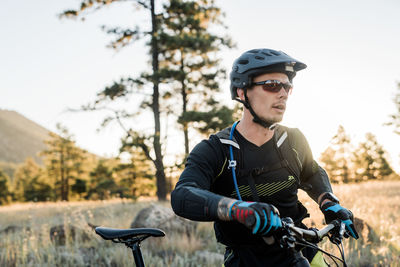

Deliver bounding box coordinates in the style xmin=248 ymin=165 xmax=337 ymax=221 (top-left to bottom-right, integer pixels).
xmin=272 ymin=103 xmax=286 ymax=111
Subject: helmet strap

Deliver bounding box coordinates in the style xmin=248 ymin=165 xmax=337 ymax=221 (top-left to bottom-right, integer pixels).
xmin=235 ymin=89 xmax=277 ymax=130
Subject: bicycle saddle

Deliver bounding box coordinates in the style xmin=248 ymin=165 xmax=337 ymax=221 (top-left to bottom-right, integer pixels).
xmin=95 ymin=227 xmax=165 ymax=241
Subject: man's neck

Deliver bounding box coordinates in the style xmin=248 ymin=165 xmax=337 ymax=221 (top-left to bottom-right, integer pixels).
xmin=236 ymin=117 xmax=275 ymax=147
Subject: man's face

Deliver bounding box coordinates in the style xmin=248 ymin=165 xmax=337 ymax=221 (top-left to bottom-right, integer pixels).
xmin=238 ymin=72 xmax=290 ymax=124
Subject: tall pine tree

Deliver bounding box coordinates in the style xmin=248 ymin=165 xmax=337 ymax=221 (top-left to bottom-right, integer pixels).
xmin=41 ymin=124 xmax=87 ymax=201
xmin=86 ymin=160 xmax=117 ymax=200
xmin=0 ymin=169 xmax=11 ymax=205
xmin=61 ymin=0 xmax=171 ymax=200
xmin=13 ymin=158 xmax=52 ymax=202
xmin=60 ymin=0 xmax=234 ymax=199
xmin=319 ymin=125 xmax=353 ymax=183
xmin=158 ymin=0 xmax=234 ymax=156
xmin=352 ymin=133 xmax=393 ymax=181
xmin=116 ymin=142 xmax=156 ymax=198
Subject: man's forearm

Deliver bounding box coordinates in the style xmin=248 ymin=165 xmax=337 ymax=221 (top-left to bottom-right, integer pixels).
xmin=217 ymin=197 xmax=237 ymax=221
xmin=317 ymin=192 xmax=340 ymax=206
xmin=304 ymin=166 xmax=333 ymax=202
xmin=171 ymin=183 xmax=225 ymax=221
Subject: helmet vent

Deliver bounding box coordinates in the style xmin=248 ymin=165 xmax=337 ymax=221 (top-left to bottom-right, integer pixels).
xmin=261 ymin=51 xmax=272 ymax=56
xmin=238 ymin=59 xmax=249 ymax=65
xmin=248 ymin=49 xmax=260 ymax=54
xmin=271 ymin=51 xmax=281 ymax=56
xmin=255 ymin=56 xmax=265 ymax=60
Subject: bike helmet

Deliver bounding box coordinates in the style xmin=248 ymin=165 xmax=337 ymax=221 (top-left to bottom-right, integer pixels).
xmin=230 ymin=48 xmax=307 ymax=99
xmin=229 ymin=48 xmax=307 ymax=128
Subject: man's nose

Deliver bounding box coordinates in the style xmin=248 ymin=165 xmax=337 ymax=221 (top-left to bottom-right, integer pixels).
xmin=278 ymin=87 xmax=289 ymax=98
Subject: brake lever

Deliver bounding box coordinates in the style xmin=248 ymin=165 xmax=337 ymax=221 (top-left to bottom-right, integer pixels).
xmin=339 ymin=222 xmax=346 ymax=237
xmin=329 ymin=221 xmax=345 ymax=245
xmin=277 ymin=217 xmax=297 ymax=249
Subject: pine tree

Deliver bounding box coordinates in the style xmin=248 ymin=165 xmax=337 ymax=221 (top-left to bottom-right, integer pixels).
xmin=13 ymin=158 xmax=52 ymax=201
xmin=59 ymin=0 xmax=234 ymax=200
xmin=352 ymin=133 xmax=394 ymax=180
xmin=60 ymin=0 xmax=169 ymax=200
xmin=0 ymin=169 xmax=11 ymax=205
xmin=116 ymin=144 xmax=156 ymax=199
xmin=87 ymin=160 xmax=117 ymax=200
xmin=71 ymin=178 xmax=87 ymax=199
xmin=158 ymin=0 xmax=234 ymax=156
xmin=41 ymin=124 xmax=87 ymax=201
xmin=319 ymin=147 xmax=340 ymax=183
xmin=319 ymin=125 xmax=353 ymax=183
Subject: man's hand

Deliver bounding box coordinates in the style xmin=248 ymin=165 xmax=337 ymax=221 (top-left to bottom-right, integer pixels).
xmin=229 ymin=201 xmax=282 ymax=235
xmin=320 ymin=201 xmax=359 ymax=239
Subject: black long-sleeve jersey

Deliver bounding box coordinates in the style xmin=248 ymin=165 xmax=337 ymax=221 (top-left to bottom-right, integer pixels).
xmin=171 ymin=125 xmax=332 ymax=248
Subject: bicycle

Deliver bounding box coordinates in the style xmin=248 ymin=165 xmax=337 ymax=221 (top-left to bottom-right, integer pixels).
xmin=95 ymin=217 xmax=349 ymax=267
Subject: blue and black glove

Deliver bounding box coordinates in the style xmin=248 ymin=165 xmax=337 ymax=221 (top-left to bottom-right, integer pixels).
xmin=320 ymin=199 xmax=359 ymax=239
xmin=229 ymin=201 xmax=282 ymax=236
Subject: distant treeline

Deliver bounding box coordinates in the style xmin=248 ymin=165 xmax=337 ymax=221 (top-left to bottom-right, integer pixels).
xmin=1 ymin=123 xmax=399 ymax=205
xmin=319 ymin=126 xmax=398 ymax=183
xmin=0 ymin=124 xmax=158 ymax=205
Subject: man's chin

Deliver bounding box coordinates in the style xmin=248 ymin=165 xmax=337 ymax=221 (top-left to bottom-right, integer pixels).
xmin=264 ymin=116 xmax=283 ymax=124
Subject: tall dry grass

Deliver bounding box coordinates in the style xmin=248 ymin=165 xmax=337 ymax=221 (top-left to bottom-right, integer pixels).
xmin=299 ymin=181 xmax=400 ymax=266
xmin=0 ymin=181 xmax=399 ymax=266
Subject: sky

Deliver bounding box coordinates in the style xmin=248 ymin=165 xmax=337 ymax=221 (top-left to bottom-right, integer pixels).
xmin=1 ymin=0 xmax=400 ymax=172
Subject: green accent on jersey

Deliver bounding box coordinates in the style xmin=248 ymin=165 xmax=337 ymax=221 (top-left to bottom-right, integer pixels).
xmin=216 ymin=158 xmax=228 ymax=178
xmin=310 ymin=251 xmax=328 ymax=267
xmin=230 ymin=176 xmax=296 ymax=198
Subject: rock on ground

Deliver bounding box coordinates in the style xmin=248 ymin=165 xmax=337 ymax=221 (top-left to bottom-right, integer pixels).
xmin=130 ymin=203 xmax=197 ymax=234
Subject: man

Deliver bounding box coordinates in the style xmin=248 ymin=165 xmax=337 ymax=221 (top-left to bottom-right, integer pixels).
xmin=171 ymin=48 xmax=358 ymax=266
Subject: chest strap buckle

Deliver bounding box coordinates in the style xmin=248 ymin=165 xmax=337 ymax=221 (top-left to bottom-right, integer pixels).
xmin=228 ymin=160 xmax=237 ymax=169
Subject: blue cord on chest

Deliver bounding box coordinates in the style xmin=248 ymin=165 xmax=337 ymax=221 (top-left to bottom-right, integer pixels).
xmin=229 ymin=121 xmax=242 ymax=200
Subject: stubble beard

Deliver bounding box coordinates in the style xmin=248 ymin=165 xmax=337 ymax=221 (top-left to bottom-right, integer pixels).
xmin=261 ymin=112 xmax=284 ymax=125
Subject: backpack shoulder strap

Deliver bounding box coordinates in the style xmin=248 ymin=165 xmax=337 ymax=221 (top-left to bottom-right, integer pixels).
xmin=213 ymin=127 xmax=241 ymax=181
xmin=275 ymin=125 xmax=290 ymax=149
xmin=274 ymin=125 xmax=303 ymax=183
xmin=215 ymin=127 xmax=240 ymax=149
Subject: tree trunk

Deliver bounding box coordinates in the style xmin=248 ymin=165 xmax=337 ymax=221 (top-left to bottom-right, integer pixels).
xmin=183 ymin=121 xmax=189 ymax=156
xmin=343 ymin=165 xmax=349 ymax=183
xmin=180 ymin=55 xmax=189 ymax=156
xmin=60 ymin=153 xmax=66 ymax=201
xmin=65 ymin=171 xmax=69 ymax=202
xmin=150 ymin=0 xmax=167 ymax=201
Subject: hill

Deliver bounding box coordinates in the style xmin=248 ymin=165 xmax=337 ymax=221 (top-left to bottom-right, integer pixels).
xmin=0 ymin=109 xmax=50 ymax=166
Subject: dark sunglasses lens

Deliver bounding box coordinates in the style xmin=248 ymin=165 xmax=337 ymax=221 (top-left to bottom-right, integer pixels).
xmin=262 ymin=82 xmax=282 ymax=92
xmin=283 ymin=83 xmax=292 ymax=90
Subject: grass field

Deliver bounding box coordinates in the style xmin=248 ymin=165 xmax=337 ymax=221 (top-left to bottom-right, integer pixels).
xmin=0 ymin=181 xmax=399 ymax=266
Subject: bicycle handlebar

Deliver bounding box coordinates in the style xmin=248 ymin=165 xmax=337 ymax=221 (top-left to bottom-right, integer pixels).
xmin=261 ymin=217 xmax=343 ymax=246
xmin=273 ymin=217 xmax=348 ymax=266
xmin=283 ymin=218 xmax=340 ymax=242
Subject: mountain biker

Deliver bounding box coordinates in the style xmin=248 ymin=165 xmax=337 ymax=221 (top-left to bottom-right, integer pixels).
xmin=171 ymin=48 xmax=358 ymax=266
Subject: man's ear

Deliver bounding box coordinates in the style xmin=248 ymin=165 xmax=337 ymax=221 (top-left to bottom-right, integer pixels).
xmin=237 ymin=88 xmax=245 ymax=101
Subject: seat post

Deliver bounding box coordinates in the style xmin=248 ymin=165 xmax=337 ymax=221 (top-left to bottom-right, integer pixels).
xmin=130 ymin=242 xmax=145 ymax=267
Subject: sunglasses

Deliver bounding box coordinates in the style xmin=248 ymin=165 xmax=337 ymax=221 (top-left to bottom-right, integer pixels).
xmin=252 ymin=80 xmax=293 ymax=93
